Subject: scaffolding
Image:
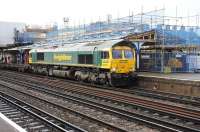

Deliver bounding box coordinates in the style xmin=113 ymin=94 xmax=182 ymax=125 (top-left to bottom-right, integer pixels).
xmin=36 ymin=8 xmax=200 ymax=72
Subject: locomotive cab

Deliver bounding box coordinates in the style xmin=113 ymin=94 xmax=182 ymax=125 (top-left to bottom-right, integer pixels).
xmin=108 ymin=42 xmax=136 ymax=86
xmin=28 ymin=39 xmax=137 ymax=87
xmin=111 ymin=46 xmax=135 ymax=73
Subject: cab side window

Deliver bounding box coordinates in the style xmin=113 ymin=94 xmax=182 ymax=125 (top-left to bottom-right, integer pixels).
xmin=101 ymin=51 xmax=109 ymax=59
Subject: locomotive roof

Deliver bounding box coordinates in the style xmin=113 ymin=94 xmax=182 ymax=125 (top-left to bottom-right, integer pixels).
xmin=29 ymin=39 xmax=132 ymax=53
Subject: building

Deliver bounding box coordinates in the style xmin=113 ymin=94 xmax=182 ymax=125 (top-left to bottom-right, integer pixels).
xmin=0 ymin=21 xmax=25 ymax=47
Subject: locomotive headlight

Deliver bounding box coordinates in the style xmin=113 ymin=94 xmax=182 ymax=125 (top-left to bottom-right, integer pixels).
xmin=111 ymin=68 xmax=116 ymax=72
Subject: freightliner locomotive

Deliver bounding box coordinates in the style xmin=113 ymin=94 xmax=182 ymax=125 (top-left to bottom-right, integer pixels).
xmin=2 ymin=39 xmax=137 ymax=86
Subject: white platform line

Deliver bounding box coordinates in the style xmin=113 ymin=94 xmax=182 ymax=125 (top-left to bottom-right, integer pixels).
xmin=0 ymin=112 xmax=26 ymax=132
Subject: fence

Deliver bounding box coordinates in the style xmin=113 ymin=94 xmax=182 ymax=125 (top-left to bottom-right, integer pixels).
xmin=139 ymin=49 xmax=200 ymax=73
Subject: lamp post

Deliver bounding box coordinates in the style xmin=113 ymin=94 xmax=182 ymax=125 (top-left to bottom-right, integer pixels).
xmin=63 ymin=17 xmax=69 ymax=44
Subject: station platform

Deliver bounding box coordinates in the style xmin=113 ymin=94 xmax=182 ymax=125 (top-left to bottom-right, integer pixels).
xmin=137 ymin=72 xmax=200 ymax=97
xmin=0 ymin=113 xmax=26 ymax=132
xmin=138 ymin=72 xmax=200 ymax=81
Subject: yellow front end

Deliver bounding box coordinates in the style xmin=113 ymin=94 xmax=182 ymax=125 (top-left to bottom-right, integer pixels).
xmin=110 ymin=46 xmax=135 ymax=74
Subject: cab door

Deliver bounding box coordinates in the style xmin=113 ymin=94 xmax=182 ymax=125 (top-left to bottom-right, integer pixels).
xmin=29 ymin=52 xmax=32 ymax=64
xmin=100 ymin=50 xmax=110 ymax=69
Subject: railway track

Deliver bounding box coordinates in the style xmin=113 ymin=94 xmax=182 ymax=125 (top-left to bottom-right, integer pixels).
xmin=0 ymin=80 xmax=142 ymax=132
xmin=122 ymin=87 xmax=200 ymax=107
xmin=1 ymin=69 xmax=200 ymax=108
xmin=0 ymin=70 xmax=200 ymax=132
xmin=0 ymin=91 xmax=86 ymax=132
xmin=1 ymin=69 xmax=200 ymax=109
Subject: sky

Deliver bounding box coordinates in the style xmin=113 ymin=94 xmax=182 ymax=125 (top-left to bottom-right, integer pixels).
xmin=0 ymin=0 xmax=199 ymax=26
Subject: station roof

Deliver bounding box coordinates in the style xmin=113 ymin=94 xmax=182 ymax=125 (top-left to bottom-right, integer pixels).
xmin=141 ymin=44 xmax=200 ymax=50
xmin=124 ymin=30 xmax=156 ymax=44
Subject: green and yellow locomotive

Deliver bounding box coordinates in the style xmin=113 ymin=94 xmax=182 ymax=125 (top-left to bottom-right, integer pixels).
xmin=29 ymin=39 xmax=137 ymax=86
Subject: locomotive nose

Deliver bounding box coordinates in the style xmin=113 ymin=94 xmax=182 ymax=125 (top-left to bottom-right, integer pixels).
xmin=111 ymin=59 xmax=132 ymax=73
